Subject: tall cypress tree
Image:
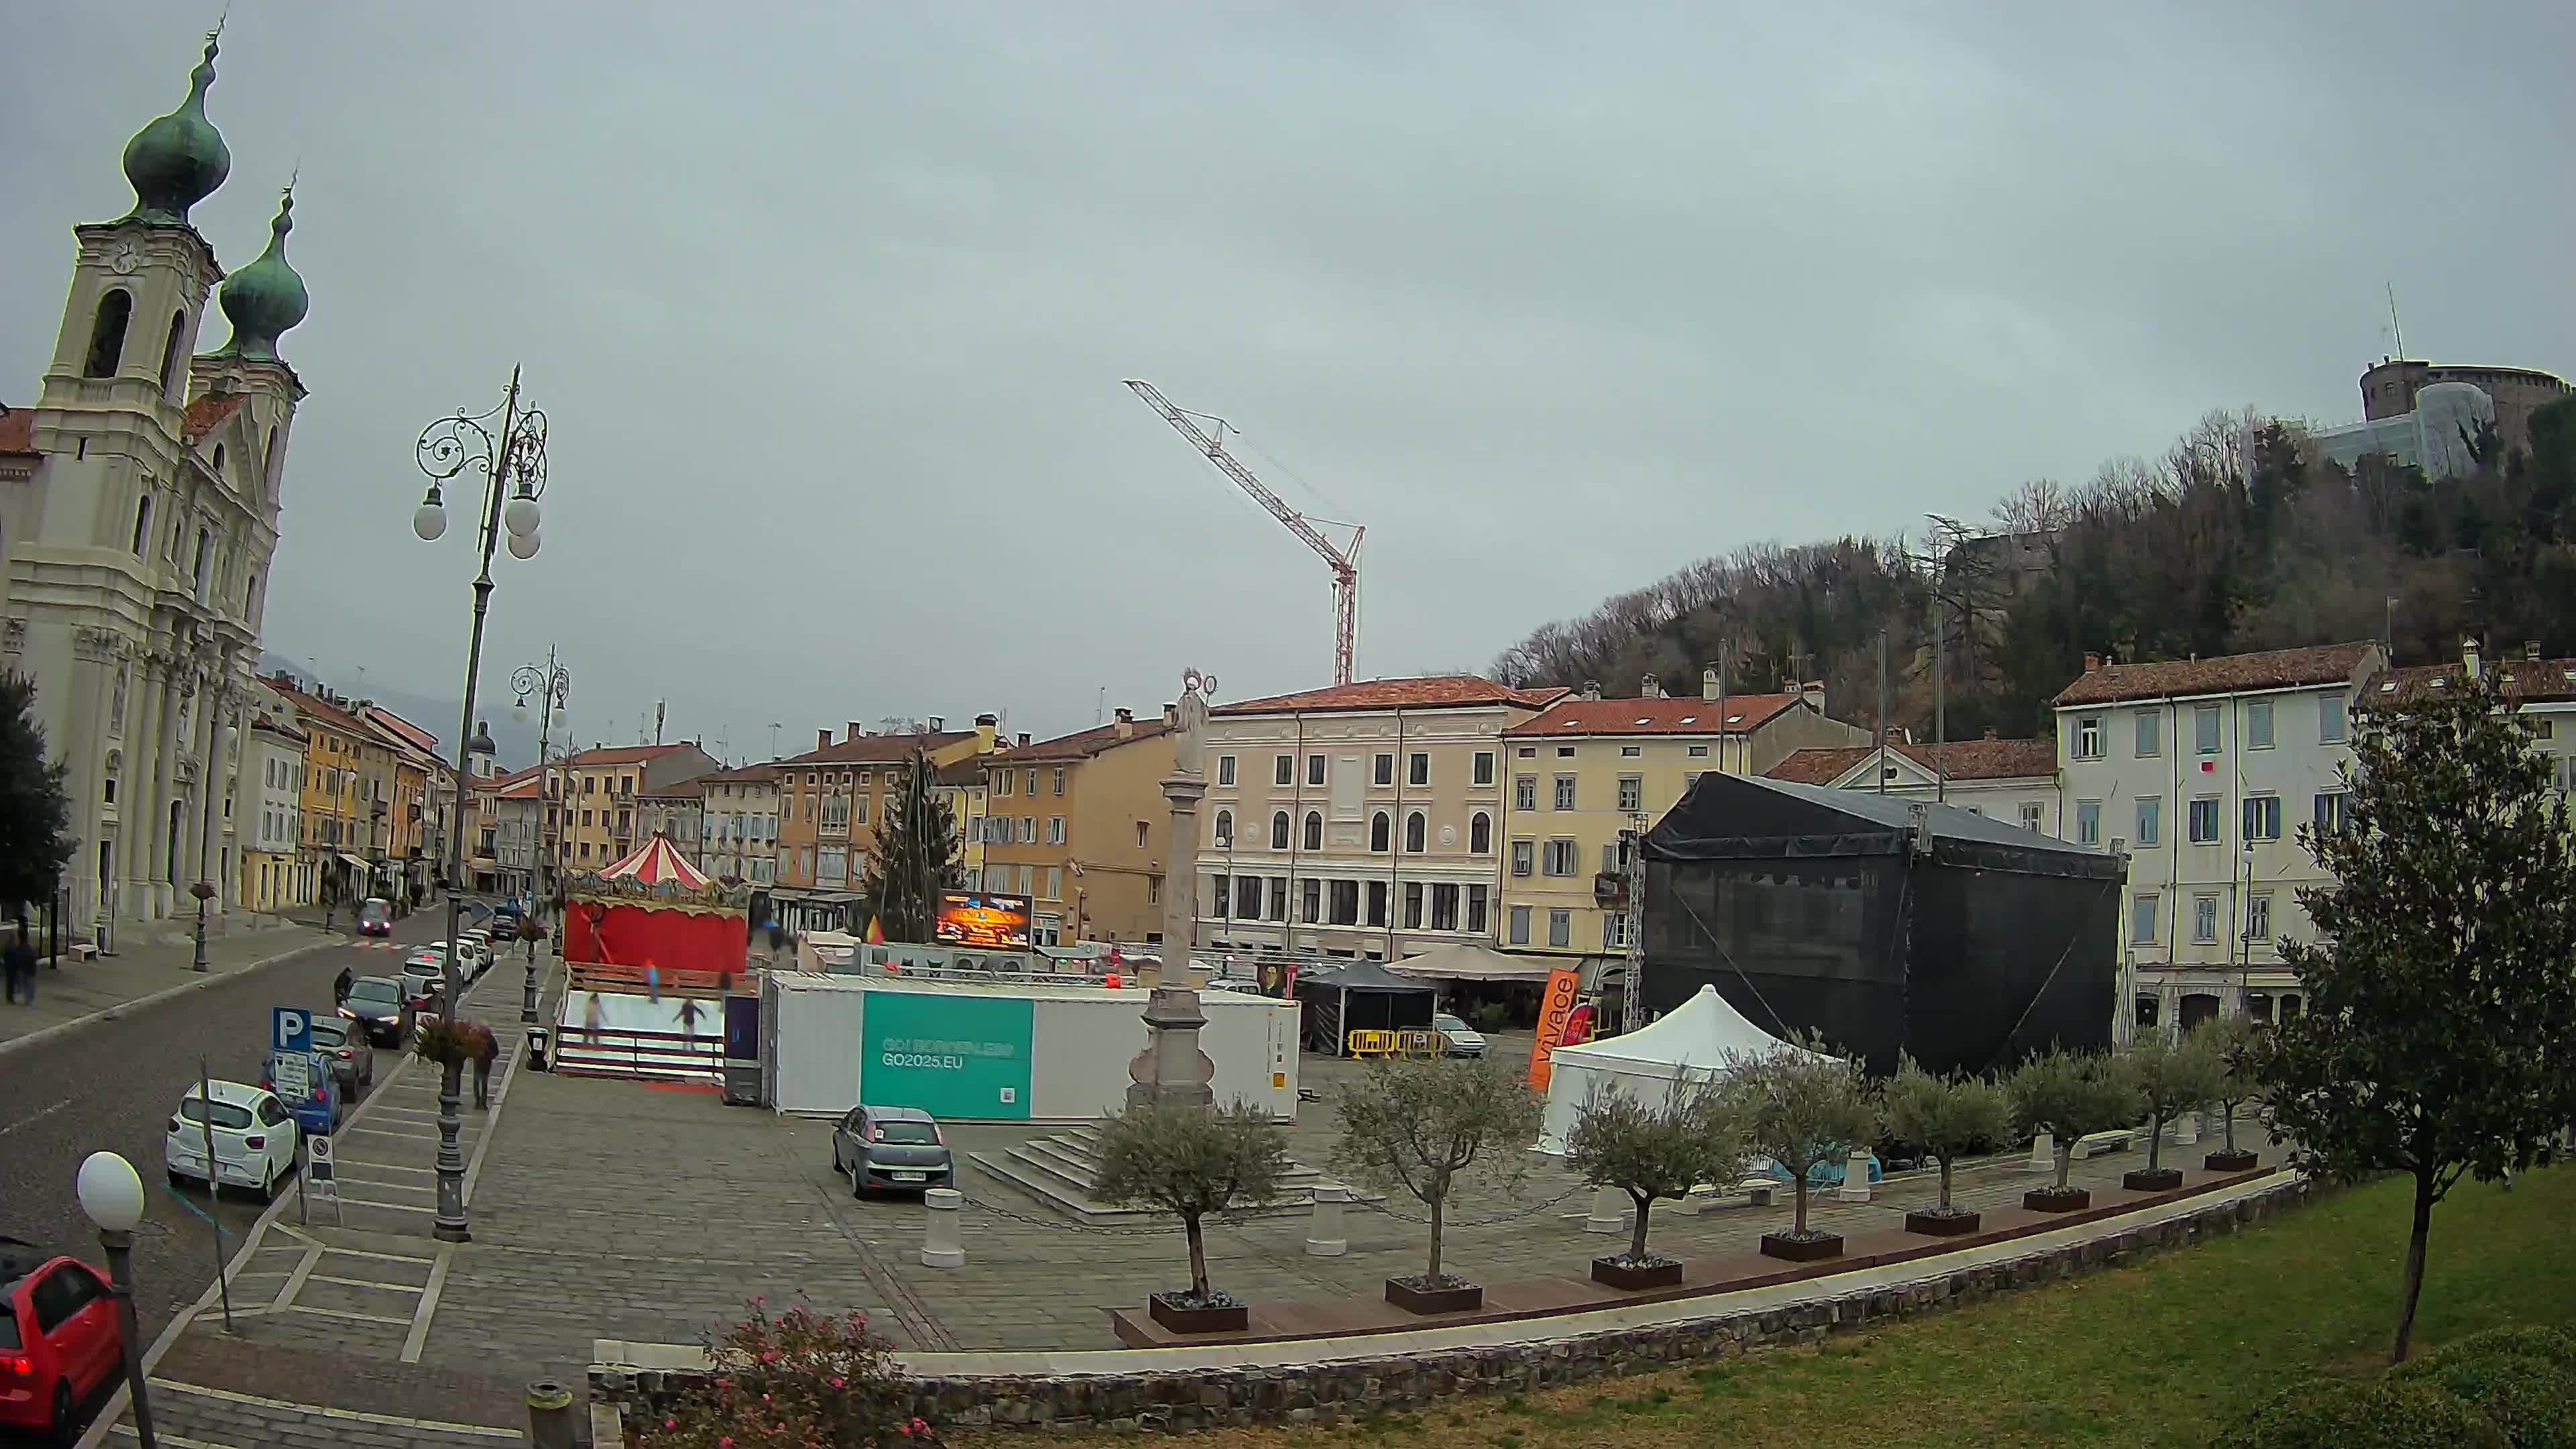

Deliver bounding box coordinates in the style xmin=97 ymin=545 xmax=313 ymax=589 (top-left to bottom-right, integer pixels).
xmin=855 ymin=747 xmax=962 ymax=944
xmin=0 ymin=674 xmax=74 ymax=923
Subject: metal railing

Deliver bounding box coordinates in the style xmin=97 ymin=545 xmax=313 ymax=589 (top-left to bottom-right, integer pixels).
xmin=549 ymin=1025 xmax=724 ymax=1083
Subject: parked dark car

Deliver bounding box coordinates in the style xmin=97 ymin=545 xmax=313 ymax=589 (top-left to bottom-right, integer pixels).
xmin=830 ymin=1106 xmax=953 ymax=1195
xmin=0 ymin=1238 xmax=120 ymax=1437
xmin=339 ymin=975 xmax=413 ymax=1045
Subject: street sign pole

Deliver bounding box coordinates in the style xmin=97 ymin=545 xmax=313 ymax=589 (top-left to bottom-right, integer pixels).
xmin=198 ymin=1057 xmax=233 ymax=1332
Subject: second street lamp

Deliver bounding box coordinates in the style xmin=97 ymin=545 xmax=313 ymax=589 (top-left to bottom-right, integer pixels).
xmin=411 ymin=366 xmax=550 ymax=1243
xmin=511 ymin=649 xmax=569 ymax=1024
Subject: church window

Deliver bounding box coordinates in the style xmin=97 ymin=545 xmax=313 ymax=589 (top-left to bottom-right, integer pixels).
xmin=85 ymin=290 xmax=133 ymax=378
xmin=212 ymin=443 xmax=226 ymax=478
xmin=129 ymin=496 xmax=152 ymax=555
xmin=193 ymin=527 xmax=212 ymax=590
xmin=158 ymin=311 xmax=186 ymax=395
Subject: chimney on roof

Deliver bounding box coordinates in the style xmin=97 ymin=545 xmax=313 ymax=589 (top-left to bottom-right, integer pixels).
xmin=1163 ymin=702 xmax=1177 ymax=728
xmin=1984 ymin=728 xmax=1998 ymax=740
xmin=847 ymin=720 xmax=864 ymax=741
xmin=2463 ymin=636 xmax=2481 ymax=681
xmin=817 ymin=728 xmax=831 ymax=752
xmin=1702 ymin=667 xmax=1720 ymax=702
xmin=1016 ymin=732 xmax=1031 ymax=747
xmin=974 ymin=714 xmax=998 ymax=753
xmin=2083 ymin=651 xmax=2101 ymax=672
xmin=2527 ymin=640 xmax=2542 ymax=663
xmin=1580 ymin=679 xmax=1602 ymax=701
xmin=1114 ymin=706 xmax=1134 ymax=739
xmin=928 ymin=716 xmax=945 ymax=732
xmin=1641 ymin=672 xmax=1663 ymax=698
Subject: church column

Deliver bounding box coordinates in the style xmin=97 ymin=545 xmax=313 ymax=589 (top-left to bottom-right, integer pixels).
xmin=123 ymin=658 xmax=172 ymax=920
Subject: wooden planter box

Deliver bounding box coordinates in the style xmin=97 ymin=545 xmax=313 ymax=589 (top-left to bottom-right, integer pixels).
xmin=1384 ymin=1277 xmax=1483 ymax=1315
xmin=1146 ymin=1293 xmax=1248 ymax=1335
xmin=1904 ymin=1208 xmax=1982 ymax=1237
xmin=1759 ymin=1230 xmax=1843 ymax=1263
xmin=2204 ymin=1149 xmax=2260 ymax=1172
xmin=2123 ymin=1167 xmax=2185 ymax=1192
xmin=2024 ymin=1186 xmax=2092 ymax=1213
xmin=1591 ymin=1256 xmax=1684 ymax=1290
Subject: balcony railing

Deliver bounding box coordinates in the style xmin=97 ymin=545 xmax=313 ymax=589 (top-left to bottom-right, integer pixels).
xmin=1593 ymin=872 xmax=1627 ymax=905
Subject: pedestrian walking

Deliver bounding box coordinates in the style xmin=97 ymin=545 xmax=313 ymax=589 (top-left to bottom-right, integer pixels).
xmin=334 ymin=965 xmax=354 ymax=1007
xmin=470 ymin=1023 xmax=499 ymax=1109
xmin=3 ymin=926 xmax=34 ymax=1006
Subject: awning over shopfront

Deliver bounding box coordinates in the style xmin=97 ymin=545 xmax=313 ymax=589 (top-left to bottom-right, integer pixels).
xmin=336 ymin=853 xmax=369 ymax=873
xmin=1386 ymin=942 xmax=1559 ymax=983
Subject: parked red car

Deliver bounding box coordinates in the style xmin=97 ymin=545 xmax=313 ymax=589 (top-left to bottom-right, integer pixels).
xmin=0 ymin=1238 xmax=121 ymax=1436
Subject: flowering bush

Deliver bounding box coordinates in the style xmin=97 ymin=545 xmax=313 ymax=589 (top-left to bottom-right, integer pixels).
xmin=634 ymin=1297 xmax=934 ymax=1448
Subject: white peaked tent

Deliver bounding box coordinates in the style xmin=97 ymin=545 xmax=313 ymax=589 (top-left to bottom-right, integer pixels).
xmin=1537 ymin=985 xmax=1835 ymax=1154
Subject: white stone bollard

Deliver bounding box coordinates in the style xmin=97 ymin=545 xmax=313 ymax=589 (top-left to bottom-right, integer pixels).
xmin=1584 ymin=1185 xmax=1628 ymax=1234
xmin=1305 ymin=1185 xmax=1350 ymax=1256
xmin=2027 ymin=1130 xmax=2056 ymax=1173
xmin=920 ymin=1187 xmax=965 ymax=1269
xmin=2172 ymin=1111 xmax=2199 ymax=1146
xmin=1837 ymin=1148 xmax=1873 ymax=1203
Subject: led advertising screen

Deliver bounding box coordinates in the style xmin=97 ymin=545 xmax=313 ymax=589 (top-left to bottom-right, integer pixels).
xmin=934 ymin=891 xmax=1033 ymax=949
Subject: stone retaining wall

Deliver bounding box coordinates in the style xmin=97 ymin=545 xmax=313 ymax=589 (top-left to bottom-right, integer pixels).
xmin=592 ymin=1177 xmax=2314 ymax=1438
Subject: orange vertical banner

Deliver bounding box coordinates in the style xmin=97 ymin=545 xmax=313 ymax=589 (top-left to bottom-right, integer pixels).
xmin=1527 ymin=967 xmax=1582 ymax=1089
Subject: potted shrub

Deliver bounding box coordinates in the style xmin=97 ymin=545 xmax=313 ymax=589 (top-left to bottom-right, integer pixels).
xmin=2198 ymin=1015 xmax=2265 ymax=1172
xmin=1881 ymin=1055 xmax=2010 ymax=1236
xmin=1092 ymin=1099 xmax=1291 ymax=1334
xmin=1564 ymin=1079 xmax=1746 ymax=1289
xmin=636 ymin=1297 xmax=930 ymax=1448
xmin=2121 ymin=1030 xmax=2221 ymax=1191
xmin=1721 ymin=1033 xmax=1878 ymax=1262
xmin=1332 ymin=1055 xmax=1541 ymax=1313
xmin=2009 ymin=1049 xmax=2139 ymax=1212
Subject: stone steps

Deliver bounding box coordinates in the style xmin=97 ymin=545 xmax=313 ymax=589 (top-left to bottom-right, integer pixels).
xmin=968 ymin=1126 xmax=1360 ymax=1226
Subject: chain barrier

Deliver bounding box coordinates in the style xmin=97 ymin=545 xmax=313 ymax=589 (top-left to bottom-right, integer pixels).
xmin=961 ymin=1181 xmax=1590 ymax=1236
xmin=1350 ymin=1183 xmax=1589 ymax=1228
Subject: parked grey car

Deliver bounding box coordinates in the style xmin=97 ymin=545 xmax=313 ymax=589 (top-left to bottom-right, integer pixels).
xmin=830 ymin=1105 xmax=953 ymax=1195
xmin=307 ymin=1015 xmax=376 ymax=1093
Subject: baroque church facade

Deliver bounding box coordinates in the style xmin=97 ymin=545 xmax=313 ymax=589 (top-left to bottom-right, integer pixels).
xmin=0 ymin=32 xmax=311 ymax=933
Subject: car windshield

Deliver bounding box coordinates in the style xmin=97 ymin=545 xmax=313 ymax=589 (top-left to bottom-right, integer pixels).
xmin=873 ymin=1121 xmax=940 ymax=1144
xmin=1435 ymin=1014 xmax=1469 ymax=1032
xmin=347 ymin=981 xmax=400 ymax=1008
xmin=179 ymin=1098 xmax=256 ymax=1130
xmin=358 ymin=901 xmax=390 ymax=922
xmin=308 ymin=1020 xmax=347 ymax=1049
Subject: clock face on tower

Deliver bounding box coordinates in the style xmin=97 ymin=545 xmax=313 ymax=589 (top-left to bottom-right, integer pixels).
xmin=111 ymin=240 xmax=142 ymax=276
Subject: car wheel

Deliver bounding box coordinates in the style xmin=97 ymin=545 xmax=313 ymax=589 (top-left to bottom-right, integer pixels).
xmin=48 ymin=1378 xmax=72 ymax=1438
xmin=167 ymin=1167 xmax=189 ymax=1191
xmin=256 ymin=1163 xmax=276 ymax=1204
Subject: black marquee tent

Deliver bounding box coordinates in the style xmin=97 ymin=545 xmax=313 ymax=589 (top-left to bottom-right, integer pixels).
xmin=1640 ymin=773 xmax=2123 ymax=1075
xmin=1295 ymin=959 xmax=1438 ymax=1056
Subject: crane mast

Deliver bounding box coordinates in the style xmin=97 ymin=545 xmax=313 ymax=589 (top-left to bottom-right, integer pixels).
xmin=1126 ymin=380 xmax=1363 ymax=686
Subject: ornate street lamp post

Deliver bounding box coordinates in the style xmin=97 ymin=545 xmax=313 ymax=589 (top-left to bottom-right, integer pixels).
xmin=76 ymin=1151 xmax=157 ymax=1448
xmin=511 ymin=651 xmax=568 ymax=1024
xmin=411 ymin=367 xmax=549 ymax=1242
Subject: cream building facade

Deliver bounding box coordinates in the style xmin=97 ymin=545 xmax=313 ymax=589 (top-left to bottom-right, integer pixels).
xmin=239 ymin=711 xmax=306 ymax=912
xmin=698 ymin=763 xmax=781 ymax=885
xmin=1 ymin=35 xmax=311 ymax=932
xmin=1765 ymin=737 xmax=2061 ymax=837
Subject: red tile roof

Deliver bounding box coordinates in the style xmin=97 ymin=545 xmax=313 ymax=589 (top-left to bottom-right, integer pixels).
xmin=1505 ymin=694 xmax=1803 ymax=737
xmin=1216 ymin=676 xmax=1566 ymax=716
xmin=997 ymin=718 xmax=1172 ymax=762
xmin=775 ymin=731 xmax=974 ymax=767
xmin=637 ymin=777 xmax=708 ymax=798
xmin=2377 ymin=658 xmax=2576 ymax=704
xmin=936 ymin=758 xmax=989 ymax=786
xmin=1766 ymin=737 xmax=2057 ymax=786
xmin=181 ymin=392 xmax=248 ymax=443
xmin=567 ymin=743 xmax=698 ymax=767
xmin=695 ymin=763 xmax=782 ymax=785
xmin=2052 ymin=643 xmax=2379 ymax=707
xmin=0 ymin=406 xmax=34 ymax=456
xmin=259 ymin=676 xmax=366 ymax=736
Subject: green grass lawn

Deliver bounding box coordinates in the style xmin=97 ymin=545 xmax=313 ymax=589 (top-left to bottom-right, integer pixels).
xmin=997 ymin=1164 xmax=2575 ymax=1449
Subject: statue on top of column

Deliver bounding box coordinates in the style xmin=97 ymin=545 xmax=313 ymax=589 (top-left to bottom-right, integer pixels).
xmin=1171 ymin=667 xmax=1217 ymax=777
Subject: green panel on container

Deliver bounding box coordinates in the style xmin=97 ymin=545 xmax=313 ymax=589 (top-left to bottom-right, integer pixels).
xmin=861 ymin=991 xmax=1034 ymax=1120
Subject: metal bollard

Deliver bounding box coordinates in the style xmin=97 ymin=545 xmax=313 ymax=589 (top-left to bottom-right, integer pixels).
xmin=2171 ymin=1110 xmax=2199 ymax=1146
xmin=2027 ymin=1130 xmax=2055 ymax=1173
xmin=1837 ymin=1147 xmax=1872 ymax=1203
xmin=1583 ymin=1185 xmax=1627 ymax=1234
xmin=921 ymin=1187 xmax=965 ymax=1269
xmin=525 ymin=1379 xmax=575 ymax=1449
xmin=1305 ymin=1185 xmax=1350 ymax=1256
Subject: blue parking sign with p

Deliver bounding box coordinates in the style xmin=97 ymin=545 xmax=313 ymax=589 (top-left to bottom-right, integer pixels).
xmin=273 ymin=1006 xmax=311 ymax=1055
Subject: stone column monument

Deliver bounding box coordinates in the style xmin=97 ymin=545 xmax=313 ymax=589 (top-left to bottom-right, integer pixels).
xmin=1126 ymin=668 xmax=1218 ymax=1112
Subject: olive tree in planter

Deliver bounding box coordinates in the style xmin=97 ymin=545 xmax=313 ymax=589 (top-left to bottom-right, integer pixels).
xmin=2008 ymin=1049 xmax=2139 ymax=1212
xmin=1880 ymin=1055 xmax=2011 ymax=1236
xmin=1332 ymin=1055 xmax=1542 ymax=1314
xmin=1093 ymin=1099 xmax=1291 ymax=1334
xmin=1721 ymin=1034 xmax=1878 ymax=1263
xmin=2121 ymin=1030 xmax=2222 ymax=1191
xmin=1563 ymin=1079 xmax=1747 ymax=1289
xmin=2198 ymin=1015 xmax=2265 ymax=1172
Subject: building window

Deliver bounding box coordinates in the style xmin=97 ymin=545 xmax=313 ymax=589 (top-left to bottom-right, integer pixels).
xmin=1553 ymin=774 xmax=1576 ymax=810
xmin=996 ymin=771 xmax=1012 ymax=797
xmin=1303 ymin=811 xmax=1322 ymax=851
xmin=1472 ymin=751 xmax=1495 ymax=786
xmin=1556 ymin=745 xmax=1574 ymax=758
xmin=129 ymin=495 xmax=152 ymax=555
xmin=1306 ymin=755 xmax=1326 ymax=787
xmin=1687 ymin=743 xmax=1710 ymax=759
xmin=1617 ymin=775 xmax=1642 ymax=812
xmin=1430 ymin=883 xmax=1459 ymax=930
xmin=1366 ymin=879 xmax=1387 ymax=927
xmin=1373 ymin=753 xmax=1394 ymax=786
xmin=1046 ymin=866 xmax=1062 ymax=900
xmin=1018 ymin=816 xmax=1036 ymax=843
xmin=1269 ymin=876 xmax=1288 ymax=921
xmin=2135 ymin=796 xmax=2161 ymax=847
xmin=1405 ymin=812 xmax=1426 ymax=853
xmin=1047 ymin=816 xmax=1066 ymax=845
xmin=1469 ymin=811 xmax=1491 ymax=853
xmin=85 ymin=288 xmax=132 ymax=377
xmin=1217 ymin=755 xmax=1236 ymax=786
xmin=2188 ymin=797 xmax=2220 ymax=844
xmin=1047 ymin=768 xmax=1063 ymax=795
xmin=2135 ymin=710 xmax=2161 ymax=757
xmin=1548 ymin=909 xmax=1571 ymax=948
xmin=2019 ymin=801 xmax=2043 ymax=833
xmin=2073 ymin=715 xmax=2104 ymax=760
xmin=2320 ymin=694 xmax=2347 ymax=744
xmin=1508 ymin=904 xmax=1532 ymax=945
xmin=1542 ymin=838 xmax=1578 ymax=875
xmin=2195 ymin=705 xmax=2221 ymax=755
xmin=1274 ymin=754 xmax=1294 ymax=786
xmin=1514 ymin=775 xmax=1537 ymax=810
xmin=1407 ymin=752 xmax=1430 ymax=786
xmin=2314 ymin=790 xmax=2347 ymax=835
xmin=2245 ymin=700 xmax=2275 ymax=750
xmin=2245 ymin=891 xmax=2273 ymax=944
xmin=2075 ymin=800 xmax=2100 ymax=847
xmin=1603 ymin=912 xmax=1628 ymax=949
xmin=1237 ymin=875 xmax=1261 ymax=918
xmin=1369 ymin=811 xmax=1390 ymax=851
xmin=1214 ymin=810 xmax=1233 ymax=847
xmin=2192 ymin=894 xmax=2220 ymax=944
xmin=1271 ymin=811 xmax=1290 ymax=849
xmin=1511 ymin=839 xmax=1534 ymax=877
xmin=2241 ymin=794 xmax=2282 ymax=842
xmin=1466 ymin=883 xmax=1487 ymax=934
xmin=2131 ymin=894 xmax=2159 ymax=945
xmin=1023 ymin=769 xmax=1038 ymax=796
xmin=1328 ymin=879 xmax=1359 ymax=925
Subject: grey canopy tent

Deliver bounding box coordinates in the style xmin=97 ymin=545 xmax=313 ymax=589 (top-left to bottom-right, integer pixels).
xmin=1294 ymin=959 xmax=1438 ymax=1056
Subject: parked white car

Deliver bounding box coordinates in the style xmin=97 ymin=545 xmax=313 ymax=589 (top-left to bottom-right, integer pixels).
xmin=1432 ymin=1012 xmax=1489 ymax=1058
xmin=164 ymin=1081 xmax=299 ymax=1201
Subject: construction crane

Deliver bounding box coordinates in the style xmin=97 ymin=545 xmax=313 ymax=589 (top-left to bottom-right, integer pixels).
xmin=1126 ymin=379 xmax=1364 ymax=686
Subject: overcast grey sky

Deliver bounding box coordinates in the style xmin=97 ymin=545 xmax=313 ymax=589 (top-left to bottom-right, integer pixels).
xmin=8 ymin=2 xmax=2571 ymax=759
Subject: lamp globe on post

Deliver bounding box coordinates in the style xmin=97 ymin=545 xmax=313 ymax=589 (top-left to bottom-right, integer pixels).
xmin=413 ymin=484 xmax=448 ymax=542
xmin=503 ymin=486 xmax=540 ymax=540
xmin=78 ymin=1150 xmax=158 ymax=1449
xmin=506 ymin=529 xmax=541 ymax=561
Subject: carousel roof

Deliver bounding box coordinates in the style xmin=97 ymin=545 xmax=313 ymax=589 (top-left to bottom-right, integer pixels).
xmin=594 ymin=831 xmax=710 ymax=889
